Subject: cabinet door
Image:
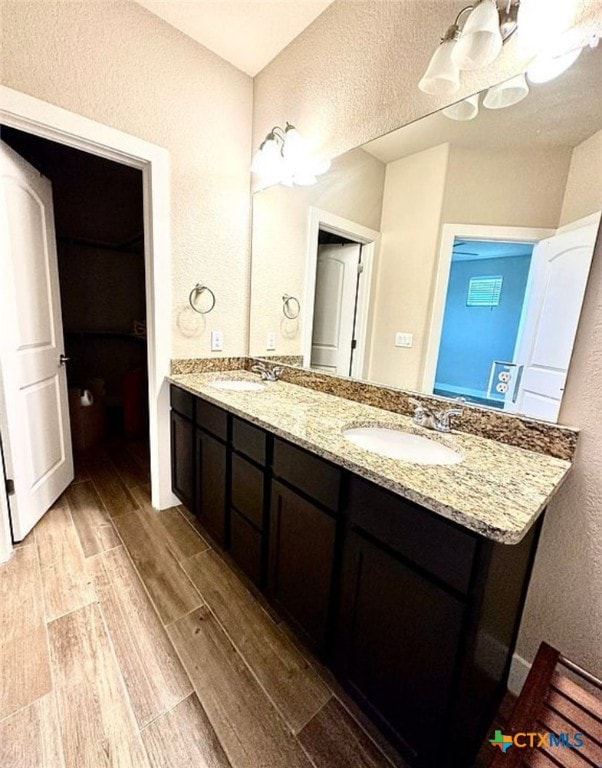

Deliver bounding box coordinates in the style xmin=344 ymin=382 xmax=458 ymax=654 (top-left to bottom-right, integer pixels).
xmin=196 ymin=429 xmax=227 ymax=546
xmin=336 ymin=531 xmax=464 ymax=765
xmin=230 ymin=508 xmax=262 ymax=586
xmin=170 ymin=410 xmax=194 ymax=510
xmin=269 ymin=480 xmax=336 ymax=651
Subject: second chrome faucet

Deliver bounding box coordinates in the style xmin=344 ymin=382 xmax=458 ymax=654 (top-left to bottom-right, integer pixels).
xmin=408 ymin=397 xmax=463 ymax=433
xmin=251 ymin=361 xmax=283 ymax=382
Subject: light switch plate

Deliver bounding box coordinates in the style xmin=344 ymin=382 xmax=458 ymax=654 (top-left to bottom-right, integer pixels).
xmin=395 ymin=332 xmax=413 ymax=348
xmin=266 ymin=332 xmax=276 ymax=351
xmin=211 ymin=330 xmax=223 ymax=351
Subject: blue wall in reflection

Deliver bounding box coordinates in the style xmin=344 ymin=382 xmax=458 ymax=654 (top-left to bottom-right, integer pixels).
xmin=434 ymin=240 xmax=533 ymax=407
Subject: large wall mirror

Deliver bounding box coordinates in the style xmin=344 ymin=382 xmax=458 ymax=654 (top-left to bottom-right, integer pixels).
xmin=249 ymin=45 xmax=602 ymax=423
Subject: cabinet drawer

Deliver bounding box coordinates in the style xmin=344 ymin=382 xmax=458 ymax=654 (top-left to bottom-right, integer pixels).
xmin=273 ymin=439 xmax=340 ymax=511
xmin=231 ymin=453 xmax=264 ymax=529
xmin=170 ymin=385 xmax=194 ymax=420
xmin=232 ymin=417 xmax=267 ymax=465
xmin=230 ymin=508 xmax=262 ymax=586
xmin=346 ymin=475 xmax=476 ymax=594
xmin=196 ymin=398 xmax=228 ymax=441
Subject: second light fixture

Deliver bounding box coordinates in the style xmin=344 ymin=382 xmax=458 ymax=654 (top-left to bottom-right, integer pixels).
xmin=251 ymin=123 xmax=330 ymax=189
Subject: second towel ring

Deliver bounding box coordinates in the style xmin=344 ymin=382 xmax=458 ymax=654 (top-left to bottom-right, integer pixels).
xmin=189 ymin=284 xmax=216 ymax=315
xmin=282 ymin=294 xmax=300 ymax=320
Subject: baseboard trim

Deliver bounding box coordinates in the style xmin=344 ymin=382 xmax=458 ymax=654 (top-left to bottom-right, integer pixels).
xmin=508 ymin=652 xmax=532 ymax=696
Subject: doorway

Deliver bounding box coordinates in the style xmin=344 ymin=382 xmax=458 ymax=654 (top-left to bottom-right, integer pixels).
xmin=303 ymin=208 xmax=380 ymax=379
xmin=0 ymin=86 xmax=175 ymax=560
xmin=311 ymin=229 xmax=364 ymax=376
xmin=433 ymin=238 xmax=534 ymax=408
xmin=1 ymin=126 xmax=149 ymax=535
xmin=423 ymin=218 xmax=600 ymax=421
xmin=3 ymin=126 xmax=148 ymax=431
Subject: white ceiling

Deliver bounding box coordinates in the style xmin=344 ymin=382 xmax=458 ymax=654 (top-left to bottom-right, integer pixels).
xmin=134 ymin=0 xmax=334 ymax=76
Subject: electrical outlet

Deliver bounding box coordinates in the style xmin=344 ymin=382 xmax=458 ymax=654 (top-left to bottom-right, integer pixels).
xmin=266 ymin=332 xmax=276 ymax=351
xmin=211 ymin=330 xmax=223 ymax=352
xmin=395 ymin=332 xmax=413 ymax=348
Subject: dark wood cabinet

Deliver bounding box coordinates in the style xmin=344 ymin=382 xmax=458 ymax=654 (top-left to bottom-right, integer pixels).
xmin=269 ymin=480 xmax=337 ymax=651
xmin=170 ymin=410 xmax=194 ymax=510
xmin=169 ymin=384 xmax=543 ymax=768
xmin=230 ymin=507 xmax=262 ymax=585
xmin=195 ymin=428 xmax=227 ymax=546
xmin=336 ymin=530 xmax=464 ymax=765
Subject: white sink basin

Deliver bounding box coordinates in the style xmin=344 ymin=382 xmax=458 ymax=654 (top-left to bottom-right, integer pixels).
xmin=342 ymin=426 xmax=462 ymax=465
xmin=209 ymin=380 xmax=266 ymax=392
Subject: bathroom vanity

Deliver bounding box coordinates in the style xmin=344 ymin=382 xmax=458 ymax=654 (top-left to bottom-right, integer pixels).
xmin=168 ymin=375 xmax=572 ymax=767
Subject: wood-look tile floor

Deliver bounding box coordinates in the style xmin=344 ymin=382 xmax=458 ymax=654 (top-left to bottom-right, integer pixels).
xmin=0 ymin=440 xmax=409 ymax=768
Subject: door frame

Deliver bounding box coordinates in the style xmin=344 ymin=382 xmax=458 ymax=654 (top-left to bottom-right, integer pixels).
xmin=0 ymin=85 xmax=177 ymax=559
xmin=303 ymin=207 xmax=380 ymax=379
xmin=421 ymin=222 xmax=555 ymax=395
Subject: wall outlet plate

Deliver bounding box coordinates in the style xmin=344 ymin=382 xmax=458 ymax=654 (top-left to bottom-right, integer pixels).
xmin=266 ymin=331 xmax=276 ymax=351
xmin=395 ymin=332 xmax=413 ymax=348
xmin=211 ymin=330 xmax=223 ymax=351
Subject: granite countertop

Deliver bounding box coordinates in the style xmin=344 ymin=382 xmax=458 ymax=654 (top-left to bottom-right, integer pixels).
xmin=168 ymin=371 xmax=572 ymax=545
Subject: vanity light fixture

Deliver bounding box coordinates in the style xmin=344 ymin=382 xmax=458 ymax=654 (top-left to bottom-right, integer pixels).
xmin=419 ymin=1 xmax=520 ymax=96
xmin=251 ymin=123 xmax=331 ymax=188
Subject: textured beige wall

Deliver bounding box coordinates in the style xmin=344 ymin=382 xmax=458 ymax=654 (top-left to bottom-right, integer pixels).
xmin=254 ymin=0 xmax=602 ymax=677
xmin=515 ymin=131 xmax=602 ymax=675
xmin=249 ymin=147 xmax=385 ymax=356
xmin=0 ymin=0 xmax=253 ymax=358
xmin=559 ymin=129 xmax=602 ymax=226
xmin=368 ymin=143 xmax=449 ymax=389
xmin=442 ymin=145 xmax=572 ymax=227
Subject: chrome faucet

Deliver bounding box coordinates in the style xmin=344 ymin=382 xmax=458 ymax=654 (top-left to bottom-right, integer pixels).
xmin=408 ymin=398 xmax=463 ymax=433
xmin=250 ymin=361 xmax=283 ymax=382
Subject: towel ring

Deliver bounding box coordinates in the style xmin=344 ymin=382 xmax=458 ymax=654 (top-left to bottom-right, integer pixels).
xmin=282 ymin=294 xmax=300 ymax=320
xmin=189 ymin=284 xmax=216 ymax=315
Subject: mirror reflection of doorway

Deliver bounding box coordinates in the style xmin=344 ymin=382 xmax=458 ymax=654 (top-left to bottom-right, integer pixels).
xmin=310 ymin=230 xmax=363 ymax=376
xmin=430 ymin=215 xmax=599 ymax=421
xmin=434 ymin=238 xmax=534 ymax=409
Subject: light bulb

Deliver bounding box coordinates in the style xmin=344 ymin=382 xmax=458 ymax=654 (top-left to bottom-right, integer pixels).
xmin=250 ymin=135 xmax=284 ymax=182
xmin=282 ymin=126 xmax=308 ymax=164
xmin=517 ymin=0 xmax=576 ymax=55
xmin=527 ymin=45 xmax=582 ymax=84
xmin=419 ymin=38 xmax=461 ymax=96
xmin=452 ymin=0 xmax=503 ymax=70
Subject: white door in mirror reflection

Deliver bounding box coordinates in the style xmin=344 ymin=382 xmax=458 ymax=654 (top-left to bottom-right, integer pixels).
xmin=311 ymin=243 xmax=361 ymax=375
xmin=512 ymin=218 xmax=600 ymax=422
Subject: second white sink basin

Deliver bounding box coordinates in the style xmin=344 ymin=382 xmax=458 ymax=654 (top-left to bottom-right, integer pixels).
xmin=209 ymin=380 xmax=266 ymax=392
xmin=342 ymin=426 xmax=462 ymax=465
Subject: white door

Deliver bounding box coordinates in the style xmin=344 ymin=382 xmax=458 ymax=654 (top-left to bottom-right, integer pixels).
xmin=310 ymin=243 xmax=361 ymax=375
xmin=513 ymin=216 xmax=600 ymax=421
xmin=0 ymin=141 xmax=73 ymax=540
